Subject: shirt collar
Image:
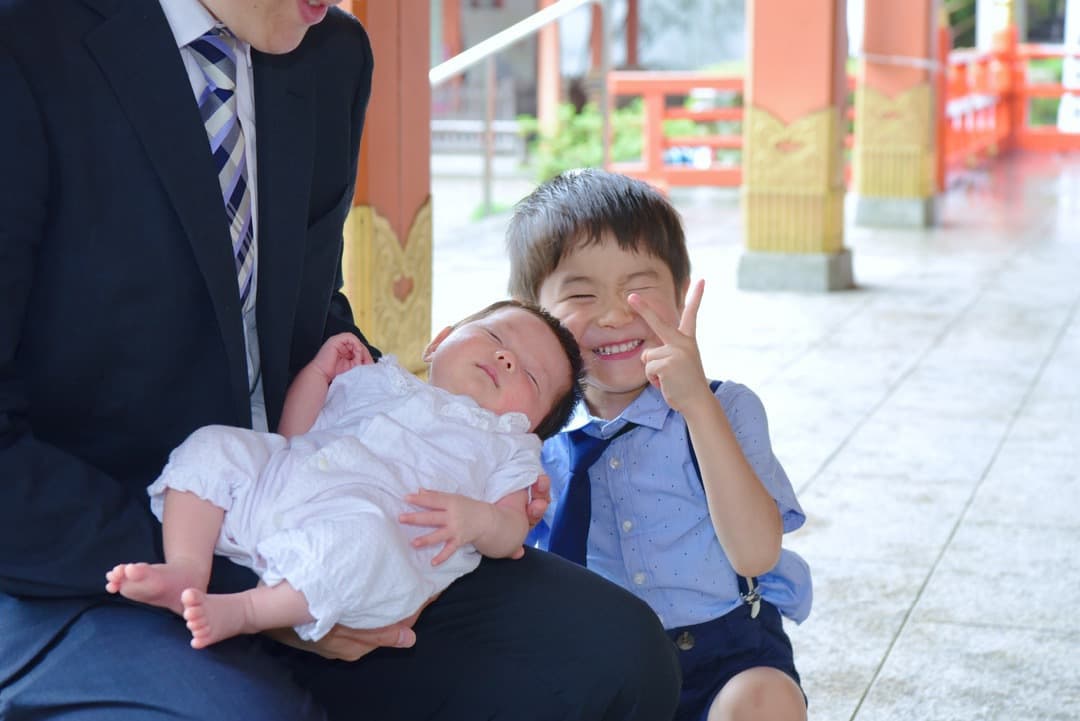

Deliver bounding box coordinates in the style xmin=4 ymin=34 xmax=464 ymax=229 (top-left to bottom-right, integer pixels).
xmin=564 ymin=385 xmax=674 ymax=435
xmin=158 ymin=0 xmax=219 ymax=48
xmin=158 ymin=0 xmax=251 ymax=61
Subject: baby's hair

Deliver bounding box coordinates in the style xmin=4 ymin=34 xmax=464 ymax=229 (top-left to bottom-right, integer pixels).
xmin=452 ymin=300 xmax=584 ymax=439
xmin=506 ymin=168 xmax=689 ymax=304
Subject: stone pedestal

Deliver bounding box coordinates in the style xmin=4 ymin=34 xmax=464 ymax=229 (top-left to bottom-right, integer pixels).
xmin=854 ymin=195 xmax=939 ymax=227
xmin=737 ymin=249 xmax=854 ymax=292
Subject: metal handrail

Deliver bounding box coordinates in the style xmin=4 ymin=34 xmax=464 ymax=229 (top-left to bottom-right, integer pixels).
xmin=430 ymin=0 xmax=611 ymax=213
xmin=429 ymin=0 xmax=606 ymax=87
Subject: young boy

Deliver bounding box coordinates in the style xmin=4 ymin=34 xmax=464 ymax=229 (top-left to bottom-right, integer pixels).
xmin=106 ymin=300 xmax=583 ymax=649
xmin=507 ymin=169 xmax=812 ymax=721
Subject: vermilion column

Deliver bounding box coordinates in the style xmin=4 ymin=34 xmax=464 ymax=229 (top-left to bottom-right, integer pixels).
xmin=442 ymin=0 xmax=463 ymax=60
xmin=441 ymin=0 xmax=464 ymax=112
xmin=738 ymin=0 xmax=853 ymax=291
xmin=626 ymin=0 xmax=639 ymax=68
xmin=341 ymin=1 xmax=433 ymax=372
xmin=852 ymin=0 xmax=940 ymax=227
xmin=589 ymin=4 xmax=603 ymax=71
xmin=537 ymin=0 xmax=562 ymax=135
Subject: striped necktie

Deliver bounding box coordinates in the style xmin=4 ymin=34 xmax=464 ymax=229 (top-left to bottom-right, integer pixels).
xmin=188 ymin=28 xmax=255 ymax=309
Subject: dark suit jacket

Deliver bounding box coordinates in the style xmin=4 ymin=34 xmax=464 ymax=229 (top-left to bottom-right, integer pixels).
xmin=0 ymin=0 xmax=374 ymax=684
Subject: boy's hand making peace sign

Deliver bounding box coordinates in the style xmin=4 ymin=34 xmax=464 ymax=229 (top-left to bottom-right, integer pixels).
xmin=627 ymin=279 xmax=711 ymax=417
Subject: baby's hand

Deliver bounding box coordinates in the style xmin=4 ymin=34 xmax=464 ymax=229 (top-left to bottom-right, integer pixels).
xmin=311 ymin=333 xmax=374 ymax=382
xmin=628 ymin=279 xmax=709 ymax=415
xmin=399 ymin=490 xmax=496 ymax=565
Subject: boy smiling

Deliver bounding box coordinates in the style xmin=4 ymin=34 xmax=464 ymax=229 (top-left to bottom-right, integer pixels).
xmin=508 ymin=169 xmax=813 ymax=721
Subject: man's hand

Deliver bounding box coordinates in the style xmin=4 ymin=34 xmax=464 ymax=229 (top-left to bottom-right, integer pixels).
xmin=264 ymin=610 xmax=422 ymax=662
xmin=310 ymin=332 xmax=374 ymax=383
xmin=627 ymin=279 xmax=709 ymax=415
xmin=400 ymin=489 xmax=497 ymax=565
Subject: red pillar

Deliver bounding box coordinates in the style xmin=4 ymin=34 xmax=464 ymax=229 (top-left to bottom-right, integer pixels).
xmin=537 ymin=0 xmax=562 ymax=135
xmin=339 ymin=1 xmax=433 ymax=369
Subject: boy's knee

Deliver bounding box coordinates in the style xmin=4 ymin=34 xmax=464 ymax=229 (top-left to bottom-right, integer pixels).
xmin=712 ymin=667 xmax=806 ymax=721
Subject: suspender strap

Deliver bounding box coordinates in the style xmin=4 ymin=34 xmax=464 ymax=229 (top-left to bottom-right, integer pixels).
xmin=687 ymin=380 xmax=760 ymax=618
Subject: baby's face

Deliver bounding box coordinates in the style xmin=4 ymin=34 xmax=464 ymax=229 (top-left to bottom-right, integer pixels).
xmin=425 ymin=307 xmax=571 ymax=431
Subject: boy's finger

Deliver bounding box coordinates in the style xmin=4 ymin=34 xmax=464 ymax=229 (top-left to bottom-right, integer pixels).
xmin=530 ymin=473 xmax=551 ymax=501
xmin=526 ymin=498 xmax=549 ymax=528
xmin=679 ymin=280 xmax=705 ymax=337
xmin=627 ymin=293 xmax=675 ymax=343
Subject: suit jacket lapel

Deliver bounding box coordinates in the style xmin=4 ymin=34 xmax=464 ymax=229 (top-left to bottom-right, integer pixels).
xmin=83 ymin=0 xmax=251 ymax=423
xmin=251 ymin=52 xmax=314 ymax=423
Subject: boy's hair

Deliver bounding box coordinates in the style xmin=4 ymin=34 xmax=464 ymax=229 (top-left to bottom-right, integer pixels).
xmin=452 ymin=299 xmax=584 ymax=439
xmin=506 ymin=168 xmax=690 ymax=304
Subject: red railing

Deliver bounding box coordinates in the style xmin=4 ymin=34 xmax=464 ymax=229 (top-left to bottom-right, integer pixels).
xmin=606 ymin=72 xmax=745 ymax=189
xmin=606 ymin=31 xmax=1080 ymax=191
xmin=1014 ymin=43 xmax=1080 ymax=152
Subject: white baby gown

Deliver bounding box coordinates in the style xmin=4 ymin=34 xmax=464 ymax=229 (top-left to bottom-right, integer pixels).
xmin=147 ymin=356 xmax=541 ymax=640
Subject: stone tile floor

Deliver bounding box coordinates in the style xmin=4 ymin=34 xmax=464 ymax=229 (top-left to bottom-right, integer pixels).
xmin=431 ymin=151 xmax=1080 ymax=720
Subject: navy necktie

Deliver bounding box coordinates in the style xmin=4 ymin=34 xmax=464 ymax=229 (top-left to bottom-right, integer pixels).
xmin=548 ymin=423 xmax=636 ymax=566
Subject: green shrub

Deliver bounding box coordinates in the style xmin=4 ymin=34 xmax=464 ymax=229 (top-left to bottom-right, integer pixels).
xmin=518 ymin=90 xmax=753 ymax=182
xmin=518 ymin=99 xmax=646 ymax=182
xmin=1029 ymin=97 xmax=1061 ymax=126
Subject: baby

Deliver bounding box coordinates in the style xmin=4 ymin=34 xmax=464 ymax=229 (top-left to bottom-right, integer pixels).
xmin=106 ymin=300 xmax=583 ymax=648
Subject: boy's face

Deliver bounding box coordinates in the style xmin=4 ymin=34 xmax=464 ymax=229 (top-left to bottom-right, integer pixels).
xmin=424 ymin=307 xmax=571 ymax=433
xmin=537 ymin=235 xmax=685 ymax=412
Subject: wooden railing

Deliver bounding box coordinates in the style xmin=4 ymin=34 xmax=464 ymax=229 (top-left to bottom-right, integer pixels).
xmin=606 ymin=33 xmax=1080 ymax=191
xmin=1014 ymin=43 xmax=1080 ymax=152
xmin=606 ymin=72 xmax=745 ymax=188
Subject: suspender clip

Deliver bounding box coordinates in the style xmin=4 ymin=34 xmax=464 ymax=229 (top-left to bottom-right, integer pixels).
xmin=740 ymin=576 xmax=761 ymax=619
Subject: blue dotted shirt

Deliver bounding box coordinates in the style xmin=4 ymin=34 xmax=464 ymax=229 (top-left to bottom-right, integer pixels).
xmin=539 ymin=382 xmax=812 ymax=629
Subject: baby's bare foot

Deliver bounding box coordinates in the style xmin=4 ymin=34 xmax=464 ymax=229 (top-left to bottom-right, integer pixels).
xmin=104 ymin=562 xmax=204 ymax=615
xmin=182 ymin=588 xmax=252 ymax=649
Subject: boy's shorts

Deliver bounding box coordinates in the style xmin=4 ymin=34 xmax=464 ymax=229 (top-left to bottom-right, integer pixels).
xmin=667 ymin=601 xmax=806 ymax=721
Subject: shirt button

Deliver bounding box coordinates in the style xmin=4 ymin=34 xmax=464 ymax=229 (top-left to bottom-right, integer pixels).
xmin=609 ymin=457 xmax=621 ymax=469
xmin=621 ymin=520 xmax=633 ymax=532
xmin=633 ymin=572 xmax=646 ymax=586
xmin=675 ymin=631 xmax=695 ymax=651
xmin=317 ymin=456 xmax=329 ymax=470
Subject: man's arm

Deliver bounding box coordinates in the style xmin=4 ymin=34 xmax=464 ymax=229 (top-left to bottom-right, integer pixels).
xmin=0 ymin=47 xmax=163 ymax=597
xmin=321 ymin=18 xmax=376 ymax=349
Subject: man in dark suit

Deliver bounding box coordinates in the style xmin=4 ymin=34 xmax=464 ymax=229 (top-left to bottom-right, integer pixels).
xmin=0 ymin=0 xmax=680 ymax=718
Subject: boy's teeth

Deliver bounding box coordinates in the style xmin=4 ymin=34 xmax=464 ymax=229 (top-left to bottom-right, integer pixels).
xmin=594 ymin=340 xmax=642 ymax=356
